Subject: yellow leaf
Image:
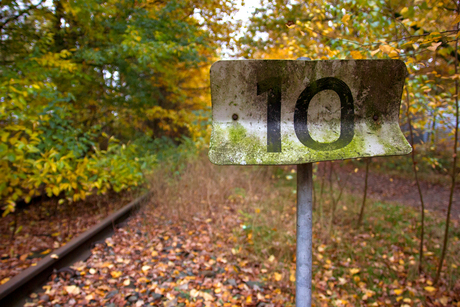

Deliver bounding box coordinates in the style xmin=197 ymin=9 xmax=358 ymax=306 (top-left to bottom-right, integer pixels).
xmin=274 ymin=272 xmax=282 ymax=281
xmin=370 ymin=49 xmax=380 ymax=56
xmin=350 ymin=268 xmax=360 ymax=275
xmin=1 ymin=278 xmax=10 ymax=285
xmin=246 ymin=296 xmax=253 ymax=303
xmin=452 ymin=14 xmax=460 ymax=25
xmin=341 ymin=14 xmax=350 ymax=23
xmin=400 ymin=7 xmax=408 ymax=15
xmin=41 ymin=249 xmax=52 ymax=255
xmin=427 ymin=42 xmax=442 ymax=52
xmin=379 ymin=44 xmax=392 ymax=54
xmin=350 ymin=50 xmax=364 ymax=59
xmin=111 ymin=271 xmax=122 ymax=278
xmin=394 ymin=288 xmax=404 ymax=295
xmin=424 ymin=286 xmax=436 ymax=292
xmin=52 ymin=186 xmax=60 ymax=196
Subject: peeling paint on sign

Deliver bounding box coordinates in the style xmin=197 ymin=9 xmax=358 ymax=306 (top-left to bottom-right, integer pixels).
xmin=208 ymin=60 xmax=411 ymax=165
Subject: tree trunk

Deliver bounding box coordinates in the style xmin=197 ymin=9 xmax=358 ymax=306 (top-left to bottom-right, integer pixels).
xmin=357 ymin=158 xmax=370 ymax=228
xmin=435 ymin=9 xmax=459 ymax=284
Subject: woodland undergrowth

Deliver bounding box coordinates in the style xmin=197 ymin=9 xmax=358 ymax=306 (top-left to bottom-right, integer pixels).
xmin=150 ymin=153 xmax=460 ymax=306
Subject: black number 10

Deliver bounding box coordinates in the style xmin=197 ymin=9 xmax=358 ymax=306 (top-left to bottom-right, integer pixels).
xmin=256 ymin=77 xmax=355 ymax=152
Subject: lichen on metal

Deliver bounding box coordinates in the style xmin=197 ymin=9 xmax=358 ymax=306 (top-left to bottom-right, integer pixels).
xmin=208 ymin=60 xmax=411 ymax=165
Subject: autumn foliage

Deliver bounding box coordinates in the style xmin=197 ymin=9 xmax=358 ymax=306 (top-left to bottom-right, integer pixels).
xmin=0 ymin=0 xmax=238 ymax=214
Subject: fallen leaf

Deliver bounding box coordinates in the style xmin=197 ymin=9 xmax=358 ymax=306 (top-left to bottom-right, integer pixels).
xmin=394 ymin=288 xmax=403 ymax=295
xmin=110 ymin=270 xmax=122 ymax=278
xmin=424 ymin=286 xmax=436 ymax=292
xmin=440 ymin=296 xmax=449 ymax=306
xmin=350 ymin=268 xmax=360 ymax=275
xmin=41 ymin=249 xmax=52 ymax=255
xmin=65 ymin=285 xmax=80 ymax=295
xmin=142 ymin=265 xmax=151 ymax=272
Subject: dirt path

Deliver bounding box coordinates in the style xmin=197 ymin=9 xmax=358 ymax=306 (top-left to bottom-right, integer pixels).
xmin=322 ymin=163 xmax=460 ymax=220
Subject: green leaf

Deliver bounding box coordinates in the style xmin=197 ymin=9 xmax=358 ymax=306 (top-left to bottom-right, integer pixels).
xmin=7 ymin=153 xmax=16 ymax=162
xmin=0 ymin=143 xmax=8 ymax=154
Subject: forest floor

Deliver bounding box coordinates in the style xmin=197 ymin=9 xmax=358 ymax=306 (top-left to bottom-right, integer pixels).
xmin=2 ymin=156 xmax=459 ymax=306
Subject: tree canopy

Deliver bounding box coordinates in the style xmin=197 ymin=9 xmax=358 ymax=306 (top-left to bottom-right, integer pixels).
xmin=0 ymin=0 xmax=238 ymax=214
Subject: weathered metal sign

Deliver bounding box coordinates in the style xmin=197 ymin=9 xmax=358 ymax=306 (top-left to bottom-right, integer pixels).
xmin=209 ymin=60 xmax=411 ymax=165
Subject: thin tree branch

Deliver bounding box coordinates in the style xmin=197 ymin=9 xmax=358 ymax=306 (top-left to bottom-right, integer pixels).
xmin=0 ymin=0 xmax=45 ymax=31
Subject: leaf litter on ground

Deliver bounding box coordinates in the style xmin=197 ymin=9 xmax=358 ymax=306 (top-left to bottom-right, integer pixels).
xmin=23 ymin=156 xmax=460 ymax=306
xmin=25 ymin=203 xmax=293 ymax=306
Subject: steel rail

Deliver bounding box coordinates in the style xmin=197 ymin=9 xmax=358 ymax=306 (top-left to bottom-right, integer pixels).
xmin=0 ymin=191 xmax=152 ymax=307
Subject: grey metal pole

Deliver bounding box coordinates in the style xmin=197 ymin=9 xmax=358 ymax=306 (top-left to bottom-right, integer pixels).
xmin=296 ymin=163 xmax=313 ymax=306
xmin=295 ymin=56 xmax=313 ymax=307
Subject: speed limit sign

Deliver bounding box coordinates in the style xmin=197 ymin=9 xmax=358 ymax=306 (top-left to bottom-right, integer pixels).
xmin=208 ymin=60 xmax=411 ymax=165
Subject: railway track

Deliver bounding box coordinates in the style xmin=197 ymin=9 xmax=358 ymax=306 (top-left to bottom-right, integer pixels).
xmin=0 ymin=192 xmax=152 ymax=307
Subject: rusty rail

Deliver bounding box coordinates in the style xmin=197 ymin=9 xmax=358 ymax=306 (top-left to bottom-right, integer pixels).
xmin=0 ymin=191 xmax=152 ymax=307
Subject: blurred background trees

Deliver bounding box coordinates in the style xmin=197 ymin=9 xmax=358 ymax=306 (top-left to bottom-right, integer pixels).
xmin=1 ymin=0 xmax=238 ymax=213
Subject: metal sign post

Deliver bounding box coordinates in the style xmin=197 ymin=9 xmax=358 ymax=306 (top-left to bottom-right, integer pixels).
xmin=295 ymin=57 xmax=313 ymax=307
xmin=208 ymin=59 xmax=410 ymax=306
xmin=296 ymin=163 xmax=313 ymax=306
